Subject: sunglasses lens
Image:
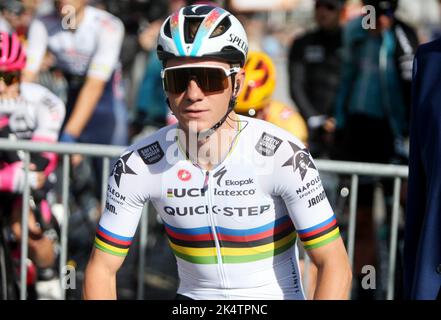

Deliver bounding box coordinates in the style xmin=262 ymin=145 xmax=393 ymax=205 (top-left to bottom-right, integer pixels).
xmin=163 ymin=67 xmax=229 ymax=94
xmin=0 ymin=72 xmax=19 ymax=85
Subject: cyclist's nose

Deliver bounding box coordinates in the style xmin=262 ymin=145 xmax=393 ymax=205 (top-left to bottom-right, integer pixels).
xmin=185 ymin=79 xmax=204 ymax=102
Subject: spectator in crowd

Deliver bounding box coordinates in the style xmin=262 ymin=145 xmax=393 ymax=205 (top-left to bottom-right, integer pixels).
xmin=332 ymin=0 xmax=418 ymax=298
xmin=0 ymin=0 xmax=26 ymax=33
xmin=23 ymin=0 xmax=127 ymax=148
xmin=129 ymin=3 xmax=171 ymax=141
xmin=404 ymin=38 xmax=441 ymax=300
xmin=235 ymin=50 xmax=308 ymax=145
xmin=22 ymin=0 xmax=127 ymax=196
xmin=288 ymin=0 xmax=344 ymax=159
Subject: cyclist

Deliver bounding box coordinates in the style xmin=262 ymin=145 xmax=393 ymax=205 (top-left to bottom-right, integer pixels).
xmin=288 ymin=0 xmax=344 ymax=159
xmin=23 ymin=0 xmax=127 ymax=179
xmin=235 ymin=50 xmax=308 ymax=145
xmin=83 ymin=5 xmax=352 ymax=300
xmin=0 ymin=32 xmax=65 ymax=297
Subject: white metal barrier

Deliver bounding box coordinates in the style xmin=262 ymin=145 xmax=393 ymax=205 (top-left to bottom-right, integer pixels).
xmin=0 ymin=138 xmax=408 ymax=300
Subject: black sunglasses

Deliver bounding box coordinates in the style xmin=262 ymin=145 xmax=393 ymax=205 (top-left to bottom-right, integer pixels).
xmin=315 ymin=1 xmax=338 ymax=11
xmin=161 ymin=65 xmax=240 ymax=94
xmin=0 ymin=72 xmax=20 ymax=85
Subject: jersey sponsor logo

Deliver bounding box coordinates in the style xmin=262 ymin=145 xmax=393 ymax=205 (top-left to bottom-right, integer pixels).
xmin=214 ymin=188 xmax=255 ymax=196
xmin=288 ymin=257 xmax=302 ymax=294
xmin=213 ymin=166 xmax=227 ymax=186
xmin=105 ymin=201 xmax=117 ymax=215
xmin=111 ymin=151 xmax=136 ymax=187
xmin=167 ymin=187 xmax=256 ymax=198
xmin=228 ymin=33 xmax=249 ymax=54
xmin=168 ymin=188 xmax=206 ymax=198
xmin=137 ymin=141 xmax=164 ymax=165
xmin=107 ymin=185 xmax=126 ymax=204
xmin=225 ymin=178 xmax=254 ymax=186
xmin=41 ymin=96 xmax=63 ymax=121
xmin=255 ymin=132 xmax=283 ymax=156
xmin=163 ymin=204 xmax=271 ymax=217
xmin=178 ymin=169 xmax=192 ymax=181
xmin=296 ymin=176 xmax=322 ymax=198
xmin=282 ymin=141 xmax=316 ymax=181
xmin=307 ymin=190 xmax=327 ymax=208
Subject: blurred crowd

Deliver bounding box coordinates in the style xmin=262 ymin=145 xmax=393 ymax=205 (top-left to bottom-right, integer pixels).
xmin=0 ymin=0 xmax=440 ymax=300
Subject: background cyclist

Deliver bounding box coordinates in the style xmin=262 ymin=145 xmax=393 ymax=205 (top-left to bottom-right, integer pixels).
xmin=0 ymin=32 xmax=65 ymax=299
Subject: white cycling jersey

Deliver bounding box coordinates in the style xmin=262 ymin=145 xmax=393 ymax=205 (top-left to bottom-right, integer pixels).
xmin=96 ymin=115 xmax=340 ymax=300
xmin=25 ymin=6 xmax=124 ymax=81
xmin=0 ymin=82 xmax=65 ymax=192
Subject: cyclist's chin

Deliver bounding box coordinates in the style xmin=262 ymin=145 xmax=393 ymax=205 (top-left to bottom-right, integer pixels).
xmin=180 ymin=117 xmax=215 ymax=133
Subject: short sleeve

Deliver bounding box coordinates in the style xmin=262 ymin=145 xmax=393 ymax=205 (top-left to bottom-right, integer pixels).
xmin=95 ymin=150 xmax=149 ymax=256
xmin=25 ymin=19 xmax=48 ymax=74
xmin=87 ymin=16 xmax=124 ymax=81
xmin=273 ymin=138 xmax=340 ymax=250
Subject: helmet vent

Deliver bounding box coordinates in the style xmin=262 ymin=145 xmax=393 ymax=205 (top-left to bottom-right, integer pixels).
xmin=164 ymin=17 xmax=172 ymax=38
xmin=184 ymin=17 xmax=203 ymax=43
xmin=209 ymin=16 xmax=231 ymax=38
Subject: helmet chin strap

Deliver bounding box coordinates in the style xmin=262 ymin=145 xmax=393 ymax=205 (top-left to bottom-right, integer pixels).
xmin=196 ymin=97 xmax=236 ymax=141
xmin=196 ymin=74 xmax=237 ymax=141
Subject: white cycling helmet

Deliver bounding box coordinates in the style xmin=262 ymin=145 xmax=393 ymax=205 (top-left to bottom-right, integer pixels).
xmin=157 ymin=5 xmax=248 ymax=66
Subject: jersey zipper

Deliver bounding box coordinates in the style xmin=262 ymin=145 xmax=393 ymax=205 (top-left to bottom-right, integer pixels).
xmin=203 ymin=169 xmax=229 ymax=298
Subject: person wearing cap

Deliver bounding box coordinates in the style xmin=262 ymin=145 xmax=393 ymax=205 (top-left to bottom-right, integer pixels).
xmin=332 ymin=0 xmax=418 ymax=299
xmin=0 ymin=32 xmax=66 ymax=298
xmin=83 ymin=5 xmax=351 ymax=300
xmin=235 ymin=50 xmax=308 ymax=145
xmin=288 ymin=0 xmax=344 ymax=160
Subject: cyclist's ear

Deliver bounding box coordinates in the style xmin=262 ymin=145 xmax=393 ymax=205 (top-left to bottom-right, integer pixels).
xmin=233 ymin=68 xmax=245 ymax=97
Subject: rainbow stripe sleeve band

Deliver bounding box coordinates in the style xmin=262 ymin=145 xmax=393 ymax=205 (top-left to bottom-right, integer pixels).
xmin=297 ymin=216 xmax=340 ymax=250
xmin=94 ymin=225 xmax=133 ymax=257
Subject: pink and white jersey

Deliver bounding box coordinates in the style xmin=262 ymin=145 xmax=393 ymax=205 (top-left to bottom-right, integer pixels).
xmin=0 ymin=82 xmax=65 ymax=192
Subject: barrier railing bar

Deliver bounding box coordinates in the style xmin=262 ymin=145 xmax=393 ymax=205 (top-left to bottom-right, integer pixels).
xmin=0 ymin=139 xmax=123 ymax=158
xmin=0 ymin=139 xmax=408 ymax=178
xmin=387 ymin=177 xmax=402 ymax=300
xmin=347 ymin=175 xmax=359 ymax=273
xmin=137 ymin=204 xmax=149 ymax=300
xmin=347 ymin=174 xmax=359 ymax=300
xmin=60 ymin=154 xmax=70 ymax=300
xmin=315 ymin=159 xmax=408 ymax=178
xmin=20 ymin=152 xmax=30 ymax=300
xmin=0 ymin=238 xmax=7 ymax=298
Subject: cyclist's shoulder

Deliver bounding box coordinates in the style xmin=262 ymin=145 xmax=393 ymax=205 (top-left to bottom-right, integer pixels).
xmin=239 ymin=114 xmax=306 ymax=157
xmin=266 ymin=101 xmax=293 ymax=117
xmin=87 ymin=6 xmax=124 ymax=32
xmin=122 ymin=124 xmax=178 ymax=166
xmin=295 ymin=28 xmax=322 ymax=44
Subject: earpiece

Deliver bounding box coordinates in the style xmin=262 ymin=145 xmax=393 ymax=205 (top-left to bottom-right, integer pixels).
xmin=234 ymin=81 xmax=240 ymax=96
